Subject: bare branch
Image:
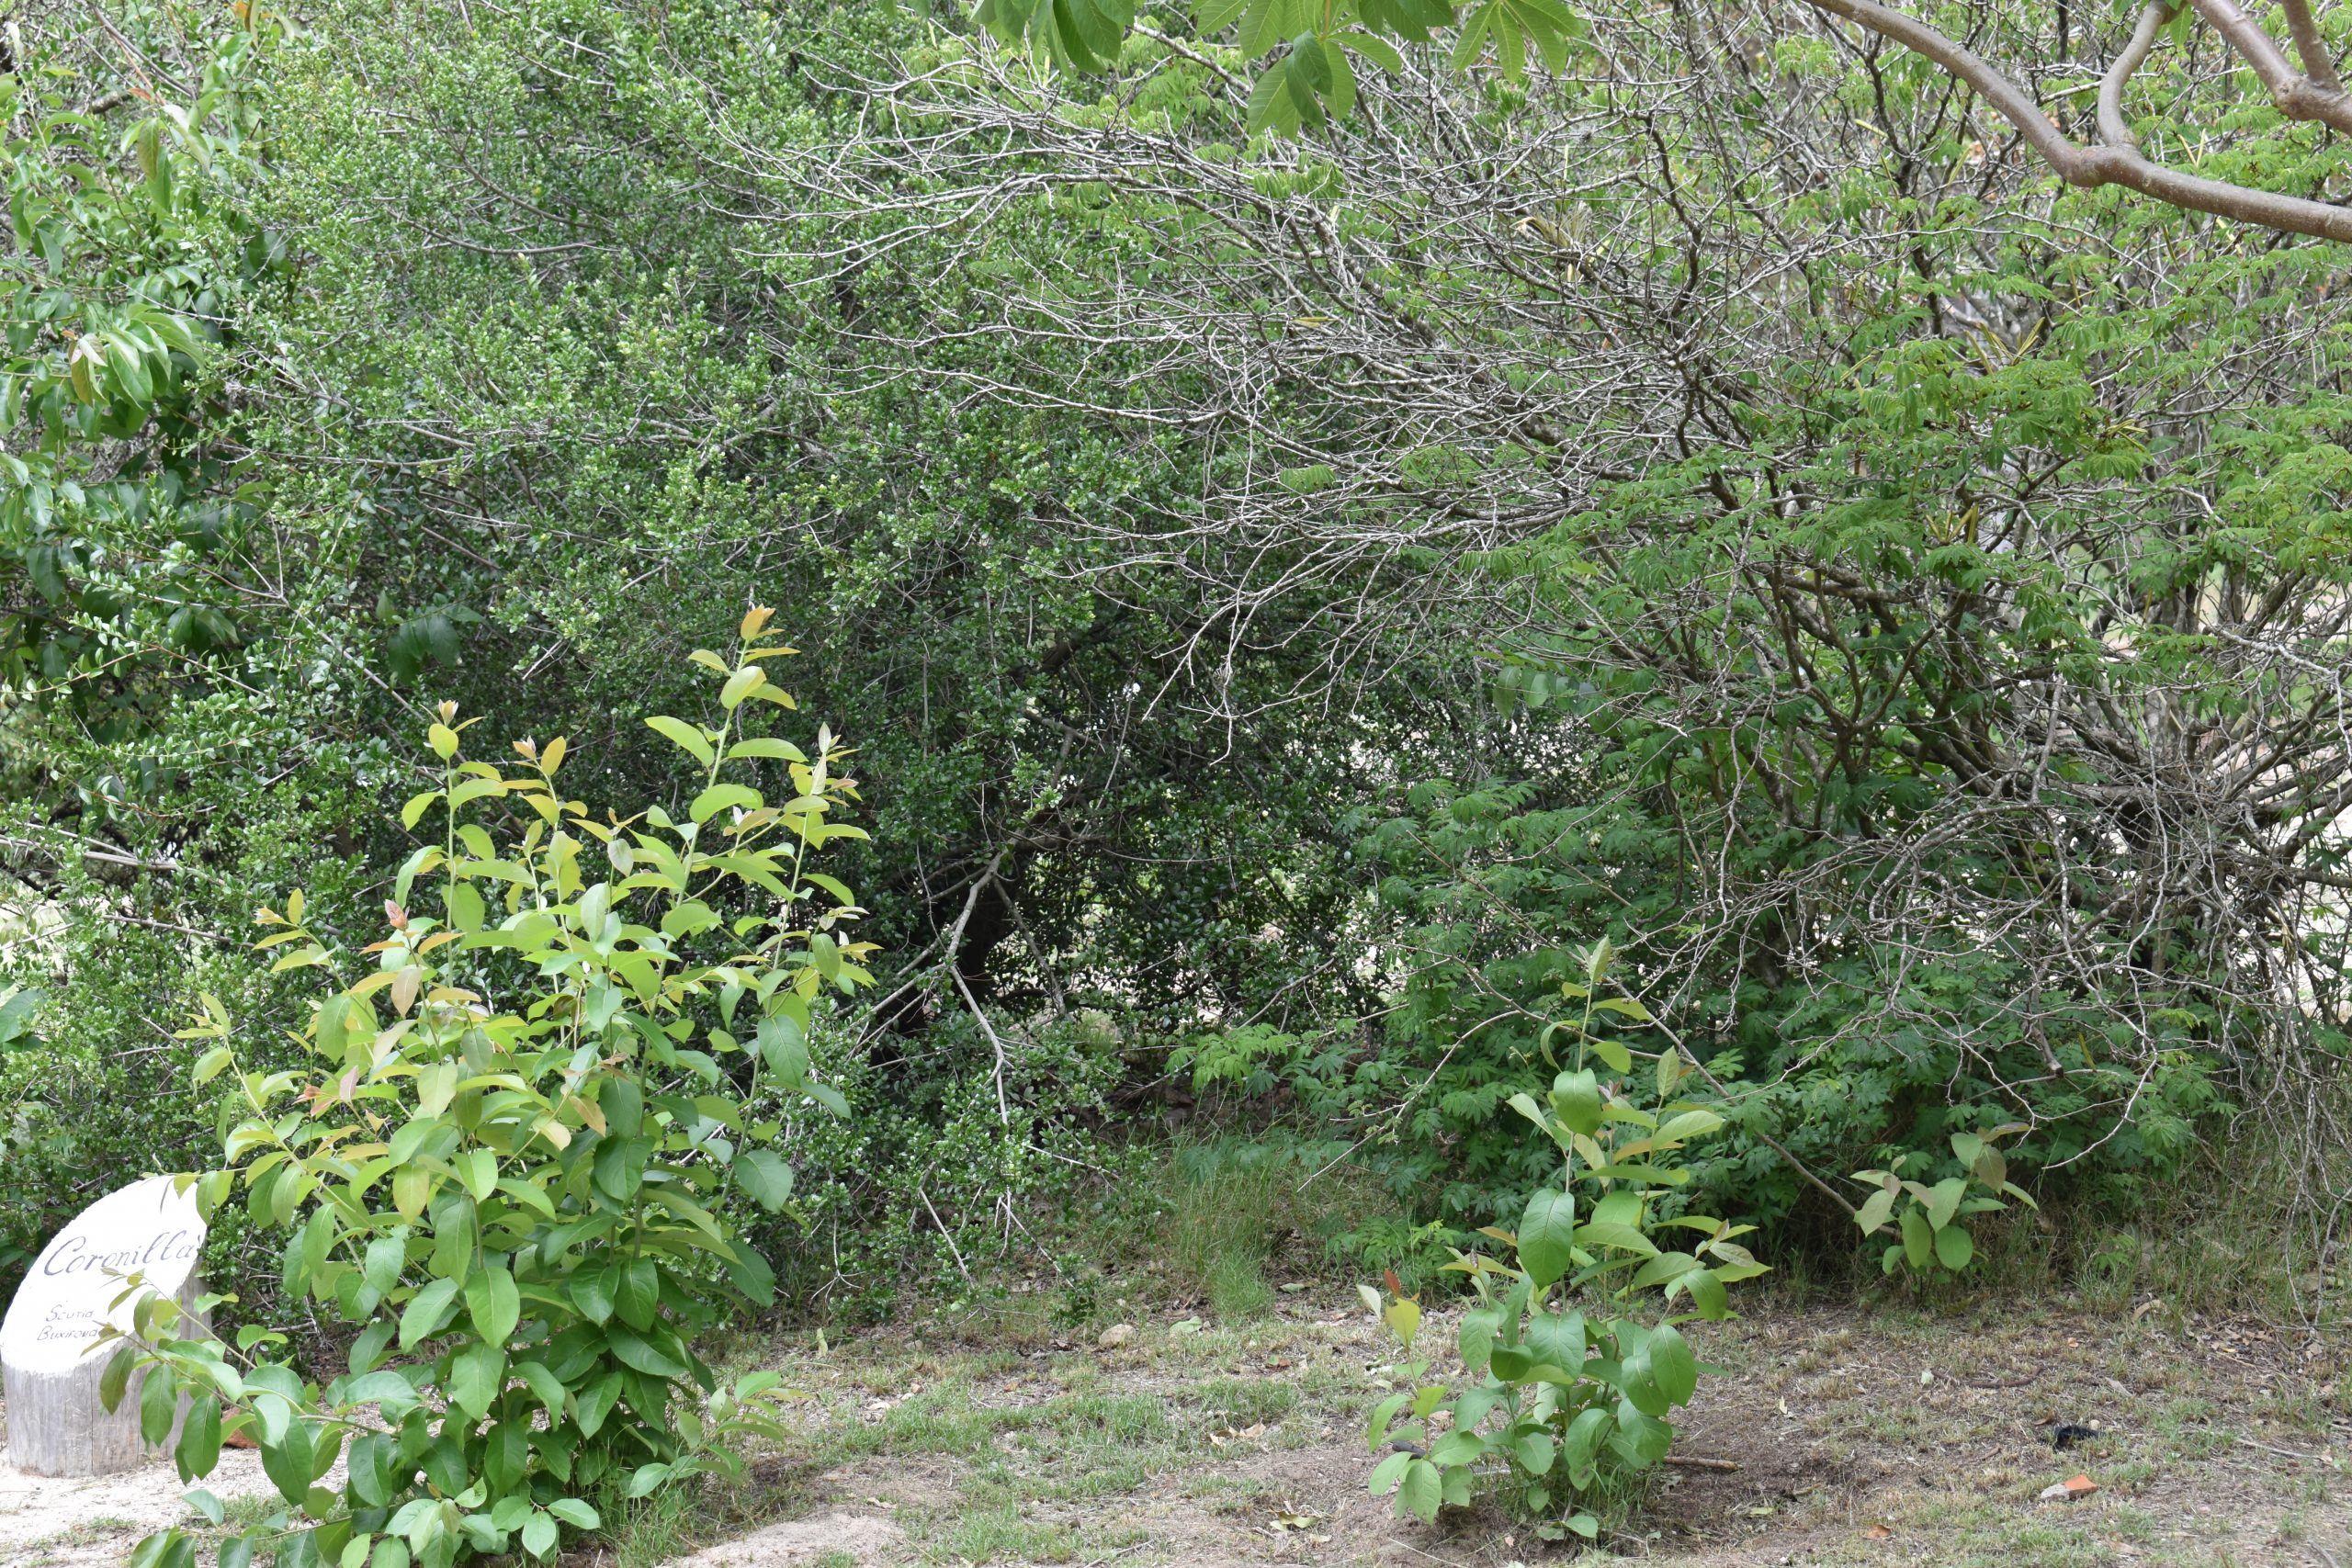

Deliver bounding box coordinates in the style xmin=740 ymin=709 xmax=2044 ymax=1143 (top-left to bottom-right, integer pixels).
xmin=2280 ymin=0 xmax=2344 ymax=90
xmin=2188 ymin=0 xmax=2352 ymax=128
xmin=1808 ymin=0 xmax=2352 ymax=241
xmin=2099 ymin=2 xmax=2171 ymax=149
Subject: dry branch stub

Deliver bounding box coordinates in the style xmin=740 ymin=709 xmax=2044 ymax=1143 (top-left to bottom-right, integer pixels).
xmin=1 ymin=1175 xmax=206 ymax=1476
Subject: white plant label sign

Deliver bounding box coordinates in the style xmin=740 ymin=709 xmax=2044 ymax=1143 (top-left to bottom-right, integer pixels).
xmin=3 ymin=1175 xmax=204 ymax=1374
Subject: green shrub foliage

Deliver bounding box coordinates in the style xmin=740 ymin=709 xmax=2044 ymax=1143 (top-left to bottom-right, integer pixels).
xmin=112 ymin=616 xmax=867 ymax=1568
xmin=1365 ymin=943 xmax=1764 ymax=1540
xmin=9 ymin=0 xmax=2351 ymax=1323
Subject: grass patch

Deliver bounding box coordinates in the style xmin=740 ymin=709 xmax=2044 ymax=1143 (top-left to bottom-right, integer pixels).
xmin=1165 ymin=1143 xmax=1287 ymax=1319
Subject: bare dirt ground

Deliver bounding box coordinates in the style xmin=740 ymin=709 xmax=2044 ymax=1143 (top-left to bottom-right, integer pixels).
xmin=3 ymin=1294 xmax=2344 ymax=1567
xmin=662 ymin=1292 xmax=2352 ymax=1568
xmin=0 ymin=1444 xmax=322 ymax=1568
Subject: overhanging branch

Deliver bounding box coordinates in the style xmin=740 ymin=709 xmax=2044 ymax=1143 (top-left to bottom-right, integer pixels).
xmin=1807 ymin=0 xmax=2352 ymax=243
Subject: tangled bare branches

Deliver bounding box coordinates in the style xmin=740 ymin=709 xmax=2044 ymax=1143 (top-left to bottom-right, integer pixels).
xmin=1816 ymin=0 xmax=2352 ymax=241
xmin=747 ymin=1 xmax=2352 ymax=1249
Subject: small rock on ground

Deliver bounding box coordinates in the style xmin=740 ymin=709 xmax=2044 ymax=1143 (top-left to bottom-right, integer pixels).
xmin=1097 ymin=1323 xmax=1136 ymax=1348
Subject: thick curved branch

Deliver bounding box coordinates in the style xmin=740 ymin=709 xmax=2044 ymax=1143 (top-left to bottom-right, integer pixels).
xmin=1806 ymin=0 xmax=2352 ymax=243
xmin=1802 ymin=0 xmax=2079 ymax=169
xmin=2281 ymin=0 xmax=2345 ymax=91
xmin=2100 ymin=1 xmax=2172 ymax=149
xmin=2188 ymin=0 xmax=2352 ymax=130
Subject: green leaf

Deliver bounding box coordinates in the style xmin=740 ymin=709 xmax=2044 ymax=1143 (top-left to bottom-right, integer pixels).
xmin=141 ymin=1360 xmax=178 ymax=1446
xmin=605 ymin=1325 xmax=687 ymax=1379
xmin=1338 ymin=29 xmax=1405 ymax=73
xmin=363 ymin=1235 xmax=405 ymax=1296
xmin=1933 ymin=1223 xmax=1974 ymax=1271
xmin=1854 ymin=1185 xmax=1897 ymax=1235
xmin=521 ymin=1513 xmax=558 ymax=1561
xmin=1612 ymin=1399 xmax=1674 ymax=1467
xmin=569 ymin=1269 xmax=616 ymax=1325
xmin=601 ymin=1077 xmax=645 ymax=1139
xmin=1487 ymin=1345 xmax=1538 ymax=1382
xmin=259 ymin=1420 xmax=314 ymax=1506
xmin=1516 ymin=1188 xmax=1577 ymax=1288
xmin=343 ymin=1371 xmax=421 ymax=1417
xmin=1900 ymin=1208 xmax=1934 ymax=1269
xmin=689 ymin=784 xmax=761 ymax=823
xmin=1547 ymin=1068 xmax=1602 ymax=1134
xmin=1925 ymin=1176 xmax=1967 ymax=1232
xmin=1366 ymin=1392 xmax=1411 ymax=1452
xmin=1652 ymin=1109 xmax=1723 ymax=1145
xmin=1674 ymin=1267 xmax=1730 ymax=1320
xmin=1396 ymin=1458 xmax=1442 ymax=1522
xmin=466 ymin=1265 xmax=520 ymax=1346
xmin=593 ymin=1135 xmax=650 ymax=1201
xmin=1523 ymin=1308 xmax=1585 ymax=1371
xmin=1618 ymin=1342 xmax=1670 ymax=1417
xmin=1573 ymin=1220 xmax=1659 ymax=1257
xmin=574 ymin=1374 xmax=622 ymax=1438
xmin=736 ymin=1148 xmax=794 ymax=1211
xmin=718 ymin=666 xmax=765 ymax=709
xmin=1587 ymin=1036 xmax=1634 ymax=1073
xmin=101 ymin=1345 xmax=136 ymax=1412
xmin=756 ymin=1015 xmax=808 ymax=1084
xmin=347 ymin=1432 xmax=396 ymax=1508
xmin=1425 ymin=1430 xmax=1486 ymax=1465
xmin=1645 ymin=1323 xmax=1698 ymax=1404
xmin=399 ymin=1278 xmax=458 ymax=1351
xmin=514 ymin=1359 xmax=567 ymax=1418
xmin=644 ymin=716 xmax=714 ymax=767
xmin=175 ymin=1395 xmax=221 ymax=1482
xmin=1456 ymin=1307 xmax=1502 ymax=1374
xmin=1245 ymin=63 xmax=1305 ymax=137
xmin=484 ymin=1417 xmax=528 ymax=1489
xmin=447 ymin=1342 xmax=505 ymax=1421
xmin=455 ymin=1149 xmax=497 ymax=1203
xmin=725 ymin=738 xmax=807 ymax=762
xmin=615 ymin=1258 xmax=661 ymax=1331
xmin=1562 ymin=1405 xmax=1613 ymax=1474
xmin=545 ymin=1499 xmax=599 ymax=1529
xmin=349 ymin=1321 xmax=396 ymax=1376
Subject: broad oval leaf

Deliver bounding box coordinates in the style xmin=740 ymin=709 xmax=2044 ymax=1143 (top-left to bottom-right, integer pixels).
xmin=1517 ymin=1188 xmax=1577 ymax=1289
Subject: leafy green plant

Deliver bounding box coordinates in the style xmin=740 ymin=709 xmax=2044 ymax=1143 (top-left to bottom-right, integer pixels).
xmin=1853 ymin=1127 xmax=2037 ymax=1277
xmin=1364 ymin=942 xmax=1764 ymax=1541
xmin=112 ymin=610 xmax=874 ymax=1568
xmin=0 ymin=13 xmax=277 ymax=730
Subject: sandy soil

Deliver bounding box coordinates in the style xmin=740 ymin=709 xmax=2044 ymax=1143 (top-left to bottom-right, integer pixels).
xmin=1 ymin=1447 xmax=288 ymax=1568
xmin=4 ymin=1299 xmax=2346 ymax=1567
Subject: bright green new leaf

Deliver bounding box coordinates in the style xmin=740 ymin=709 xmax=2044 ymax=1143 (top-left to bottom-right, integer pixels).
xmin=1516 ymin=1187 xmax=1577 ymax=1288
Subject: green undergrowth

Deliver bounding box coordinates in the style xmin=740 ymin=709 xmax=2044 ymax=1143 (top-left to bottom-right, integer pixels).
xmin=820 ymin=1122 xmax=2346 ymax=1364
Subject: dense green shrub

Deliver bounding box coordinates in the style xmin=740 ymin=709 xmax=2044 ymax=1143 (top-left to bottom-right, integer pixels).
xmin=1 ymin=0 xmax=1410 ymax=1318
xmin=114 ymin=620 xmax=865 ymax=1568
xmin=1365 ymin=944 xmax=1764 ymax=1540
